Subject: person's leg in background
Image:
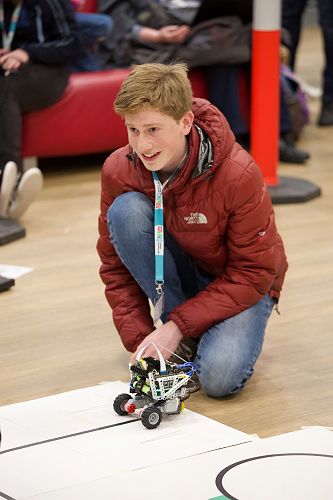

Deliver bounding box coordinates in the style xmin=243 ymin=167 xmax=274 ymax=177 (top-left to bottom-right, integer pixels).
xmin=72 ymin=13 xmax=113 ymax=72
xmin=282 ymin=0 xmax=308 ymax=70
xmin=279 ymin=81 xmax=310 ymax=163
xmin=282 ymin=0 xmax=333 ymax=126
xmin=205 ymin=62 xmax=310 ymax=163
xmin=107 ymin=191 xmax=274 ymax=397
xmin=205 ymin=64 xmax=250 ymax=147
xmin=0 ymin=64 xmax=69 ymax=218
xmin=317 ymin=0 xmax=333 ymax=125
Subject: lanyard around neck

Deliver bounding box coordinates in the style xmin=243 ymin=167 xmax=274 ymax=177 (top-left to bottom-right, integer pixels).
xmin=152 ymin=172 xmax=164 ymax=295
xmin=0 ymin=0 xmax=22 ymax=50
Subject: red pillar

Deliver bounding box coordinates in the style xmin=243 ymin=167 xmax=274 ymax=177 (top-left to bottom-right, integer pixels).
xmin=251 ymin=0 xmax=281 ymax=186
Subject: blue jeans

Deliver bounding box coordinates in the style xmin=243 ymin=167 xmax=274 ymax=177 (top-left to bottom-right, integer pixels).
xmin=72 ymin=13 xmax=113 ymax=72
xmin=107 ymin=192 xmax=274 ymax=397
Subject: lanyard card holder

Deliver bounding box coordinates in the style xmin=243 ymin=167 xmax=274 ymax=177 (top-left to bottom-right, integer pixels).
xmin=152 ymin=172 xmax=165 ymax=324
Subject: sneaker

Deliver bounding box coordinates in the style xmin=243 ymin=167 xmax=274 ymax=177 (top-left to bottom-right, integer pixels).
xmin=168 ymin=338 xmax=201 ymax=393
xmin=0 ymin=161 xmax=18 ymax=217
xmin=168 ymin=337 xmax=198 ymax=364
xmin=187 ymin=374 xmax=200 ymax=393
xmin=8 ymin=167 xmax=43 ymax=219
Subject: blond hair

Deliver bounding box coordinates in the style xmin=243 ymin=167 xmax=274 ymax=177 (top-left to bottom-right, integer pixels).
xmin=114 ymin=63 xmax=193 ymax=120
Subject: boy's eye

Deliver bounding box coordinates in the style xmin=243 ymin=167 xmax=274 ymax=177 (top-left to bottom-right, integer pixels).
xmin=128 ymin=127 xmax=138 ymax=133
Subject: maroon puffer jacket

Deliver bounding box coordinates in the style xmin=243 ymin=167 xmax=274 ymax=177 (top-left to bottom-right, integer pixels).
xmin=97 ymin=98 xmax=288 ymax=352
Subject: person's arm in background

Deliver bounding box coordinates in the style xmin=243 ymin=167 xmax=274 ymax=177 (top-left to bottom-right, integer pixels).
xmin=97 ymin=0 xmax=142 ymax=66
xmin=97 ymin=0 xmax=189 ymax=66
xmin=18 ymin=0 xmax=80 ymax=66
xmin=136 ymin=24 xmax=190 ymax=45
xmin=1 ymin=0 xmax=79 ymax=71
xmin=0 ymin=48 xmax=29 ymax=72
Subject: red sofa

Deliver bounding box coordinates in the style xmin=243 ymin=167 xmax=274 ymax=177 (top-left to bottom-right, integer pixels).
xmin=22 ymin=69 xmax=208 ymax=159
xmin=21 ymin=0 xmax=208 ymax=160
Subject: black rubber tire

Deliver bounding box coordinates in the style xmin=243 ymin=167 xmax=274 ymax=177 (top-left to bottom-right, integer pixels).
xmin=141 ymin=406 xmax=162 ymax=429
xmin=113 ymin=393 xmax=132 ymax=416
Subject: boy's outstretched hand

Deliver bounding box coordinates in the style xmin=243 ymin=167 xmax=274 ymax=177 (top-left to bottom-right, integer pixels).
xmin=130 ymin=320 xmax=183 ymax=364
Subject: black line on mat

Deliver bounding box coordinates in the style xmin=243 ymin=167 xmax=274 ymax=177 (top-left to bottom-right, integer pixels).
xmin=0 ymin=491 xmax=16 ymax=500
xmin=0 ymin=418 xmax=139 ymax=456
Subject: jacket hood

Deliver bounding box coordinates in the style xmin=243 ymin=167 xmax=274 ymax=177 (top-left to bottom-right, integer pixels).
xmin=190 ymin=124 xmax=213 ymax=178
xmin=164 ymin=97 xmax=237 ymax=189
xmin=192 ymin=97 xmax=236 ymax=173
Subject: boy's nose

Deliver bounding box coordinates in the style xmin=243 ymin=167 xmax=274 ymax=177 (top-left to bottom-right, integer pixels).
xmin=137 ymin=136 xmax=153 ymax=154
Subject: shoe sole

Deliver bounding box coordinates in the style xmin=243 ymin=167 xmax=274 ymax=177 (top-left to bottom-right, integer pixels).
xmin=0 ymin=162 xmax=18 ymax=217
xmin=8 ymin=168 xmax=43 ymax=219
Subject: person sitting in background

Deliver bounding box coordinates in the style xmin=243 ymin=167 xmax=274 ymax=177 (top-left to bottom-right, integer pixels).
xmin=98 ymin=0 xmax=310 ymax=164
xmin=71 ymin=0 xmax=113 ymax=72
xmin=0 ymin=0 xmax=80 ymax=220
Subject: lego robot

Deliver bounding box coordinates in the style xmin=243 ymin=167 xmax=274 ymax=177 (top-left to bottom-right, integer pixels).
xmin=113 ymin=343 xmax=197 ymax=429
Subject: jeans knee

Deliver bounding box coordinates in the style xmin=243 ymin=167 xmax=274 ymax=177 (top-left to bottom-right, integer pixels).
xmin=107 ymin=192 xmax=153 ymax=243
xmin=198 ymin=362 xmax=253 ymax=398
xmin=108 ymin=192 xmax=152 ymax=226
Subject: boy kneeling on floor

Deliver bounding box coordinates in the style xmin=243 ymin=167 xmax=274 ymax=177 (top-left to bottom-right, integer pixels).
xmin=97 ymin=63 xmax=288 ymax=398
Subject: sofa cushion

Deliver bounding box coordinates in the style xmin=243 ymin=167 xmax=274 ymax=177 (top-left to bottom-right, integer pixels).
xmin=22 ymin=68 xmax=208 ymax=158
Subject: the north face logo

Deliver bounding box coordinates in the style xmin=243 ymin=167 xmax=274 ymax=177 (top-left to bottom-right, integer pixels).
xmin=184 ymin=212 xmax=208 ymax=224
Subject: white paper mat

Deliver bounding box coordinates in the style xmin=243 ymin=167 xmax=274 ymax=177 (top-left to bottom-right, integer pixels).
xmin=0 ymin=381 xmax=251 ymax=499
xmin=22 ymin=427 xmax=333 ymax=500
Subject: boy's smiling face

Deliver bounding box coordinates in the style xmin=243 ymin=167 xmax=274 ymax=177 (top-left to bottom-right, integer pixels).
xmin=125 ymin=108 xmax=194 ymax=176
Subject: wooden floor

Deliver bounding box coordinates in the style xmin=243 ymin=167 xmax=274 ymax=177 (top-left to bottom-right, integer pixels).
xmin=1 ymin=27 xmax=332 ymax=438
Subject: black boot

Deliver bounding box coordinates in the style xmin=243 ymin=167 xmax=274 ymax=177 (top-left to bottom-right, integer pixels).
xmin=318 ymin=102 xmax=333 ymax=126
xmin=279 ymin=138 xmax=310 ymax=164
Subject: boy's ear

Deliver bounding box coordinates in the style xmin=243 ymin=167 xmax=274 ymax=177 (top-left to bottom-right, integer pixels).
xmin=182 ymin=111 xmax=194 ymax=135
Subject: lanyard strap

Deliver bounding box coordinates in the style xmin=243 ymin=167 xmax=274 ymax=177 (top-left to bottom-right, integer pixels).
xmin=152 ymin=172 xmax=164 ymax=294
xmin=0 ymin=0 xmax=22 ymax=50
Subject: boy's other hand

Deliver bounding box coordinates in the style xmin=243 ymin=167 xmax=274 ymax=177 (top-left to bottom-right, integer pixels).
xmin=130 ymin=320 xmax=183 ymax=364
